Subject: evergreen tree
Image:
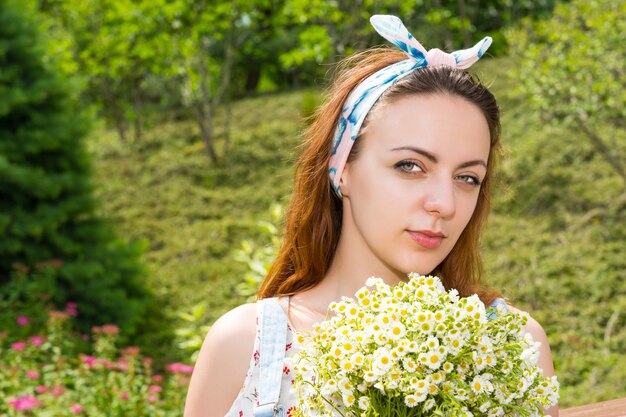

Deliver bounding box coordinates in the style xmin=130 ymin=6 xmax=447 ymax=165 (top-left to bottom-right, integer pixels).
xmin=0 ymin=1 xmax=151 ymax=336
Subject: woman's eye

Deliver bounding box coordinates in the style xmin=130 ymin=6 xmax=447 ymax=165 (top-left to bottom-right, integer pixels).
xmin=457 ymin=175 xmax=482 ymax=186
xmin=395 ymin=161 xmax=423 ymax=174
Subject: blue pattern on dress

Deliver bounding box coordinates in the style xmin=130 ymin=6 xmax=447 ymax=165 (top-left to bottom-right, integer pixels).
xmin=487 ymin=298 xmax=509 ymax=321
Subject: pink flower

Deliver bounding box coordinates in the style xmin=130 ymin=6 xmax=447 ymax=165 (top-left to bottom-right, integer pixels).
xmin=166 ymin=363 xmax=181 ymax=373
xmin=117 ymin=361 xmax=129 ymax=372
xmin=26 ymin=371 xmax=40 ymax=379
xmin=148 ymin=394 xmax=157 ymax=403
xmin=11 ymin=341 xmax=26 ymax=351
xmin=166 ymin=362 xmax=194 ymax=375
xmin=16 ymin=315 xmax=30 ymax=326
xmin=30 ymin=335 xmax=45 ymax=346
xmin=65 ymin=302 xmax=78 ymax=317
xmin=121 ymin=346 xmax=140 ymax=356
xmin=65 ymin=303 xmax=78 ymax=317
xmin=70 ymin=404 xmax=84 ymax=414
xmin=9 ymin=395 xmax=42 ymax=411
xmin=35 ymin=386 xmax=47 ymax=393
xmin=65 ymin=301 xmax=78 ymax=317
xmin=101 ymin=359 xmax=115 ymax=369
xmin=101 ymin=324 xmax=120 ymax=335
xmin=152 ymin=375 xmax=163 ymax=383
xmin=51 ymin=385 xmax=66 ymax=397
xmin=120 ymin=392 xmax=129 ymax=400
xmin=81 ymin=355 xmax=97 ymax=368
xmin=49 ymin=310 xmax=69 ymax=320
xmin=149 ymin=385 xmax=163 ymax=393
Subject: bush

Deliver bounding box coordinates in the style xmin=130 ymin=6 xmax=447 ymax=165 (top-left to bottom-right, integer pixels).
xmin=508 ymin=0 xmax=626 ymax=188
xmin=0 ymin=292 xmax=192 ymax=416
xmin=0 ymin=1 xmax=152 ymax=337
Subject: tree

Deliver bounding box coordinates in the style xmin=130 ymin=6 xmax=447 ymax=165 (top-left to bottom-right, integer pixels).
xmin=276 ymin=0 xmax=560 ymax=80
xmin=45 ymin=0 xmax=255 ymax=162
xmin=172 ymin=0 xmax=254 ymax=163
xmin=510 ymin=0 xmax=626 ymax=187
xmin=42 ymin=0 xmax=179 ymax=143
xmin=0 ymin=0 xmax=151 ymax=336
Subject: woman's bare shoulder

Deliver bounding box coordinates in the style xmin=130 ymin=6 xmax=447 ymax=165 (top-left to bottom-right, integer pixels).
xmin=184 ymin=302 xmax=258 ymax=417
xmin=208 ymin=302 xmax=258 ymax=342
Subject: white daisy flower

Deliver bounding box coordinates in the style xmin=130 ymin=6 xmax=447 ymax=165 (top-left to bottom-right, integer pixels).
xmin=342 ymin=392 xmax=356 ymax=407
xmin=358 ymin=395 xmax=370 ymax=410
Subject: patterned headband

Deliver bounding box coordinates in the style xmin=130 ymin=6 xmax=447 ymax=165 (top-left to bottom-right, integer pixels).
xmin=328 ymin=15 xmax=492 ymax=198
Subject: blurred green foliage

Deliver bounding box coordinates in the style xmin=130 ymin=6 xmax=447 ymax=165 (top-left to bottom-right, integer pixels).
xmin=1 ymin=293 xmax=192 ymax=416
xmin=232 ymin=203 xmax=284 ymax=301
xmin=0 ymin=0 xmax=154 ymax=341
xmin=509 ymin=0 xmax=626 ymax=188
xmin=86 ymin=91 xmax=304 ymax=320
xmin=32 ymin=0 xmax=561 ymax=150
xmin=492 ymin=2 xmax=626 ymax=404
xmin=173 ymin=301 xmax=209 ymax=363
xmin=172 ymin=204 xmax=282 ymax=363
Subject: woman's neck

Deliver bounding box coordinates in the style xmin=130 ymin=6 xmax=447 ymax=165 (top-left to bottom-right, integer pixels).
xmin=287 ymin=233 xmax=406 ymax=333
xmin=324 ymin=226 xmax=407 ymax=294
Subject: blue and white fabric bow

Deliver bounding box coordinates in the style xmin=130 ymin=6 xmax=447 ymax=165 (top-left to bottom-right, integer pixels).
xmin=329 ymin=15 xmax=492 ymax=198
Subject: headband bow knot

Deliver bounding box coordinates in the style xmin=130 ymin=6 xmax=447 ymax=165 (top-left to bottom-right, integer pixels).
xmin=328 ymin=15 xmax=492 ymax=198
xmin=369 ymin=15 xmax=492 ymax=69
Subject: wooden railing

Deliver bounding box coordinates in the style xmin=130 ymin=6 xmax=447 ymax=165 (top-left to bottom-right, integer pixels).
xmin=560 ymin=397 xmax=626 ymax=417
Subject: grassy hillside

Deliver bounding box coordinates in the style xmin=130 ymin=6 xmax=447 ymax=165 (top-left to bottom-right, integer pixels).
xmin=86 ymin=57 xmax=625 ymax=407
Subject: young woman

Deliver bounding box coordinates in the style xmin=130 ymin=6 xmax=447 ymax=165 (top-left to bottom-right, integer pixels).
xmin=184 ymin=15 xmax=558 ymax=417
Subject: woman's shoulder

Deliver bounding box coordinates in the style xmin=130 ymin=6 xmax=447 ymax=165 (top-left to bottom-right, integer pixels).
xmin=208 ymin=302 xmax=258 ymax=342
xmin=184 ymin=302 xmax=258 ymax=417
xmin=198 ymin=302 xmax=259 ymax=377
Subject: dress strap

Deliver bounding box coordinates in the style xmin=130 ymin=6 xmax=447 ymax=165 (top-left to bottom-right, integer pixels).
xmin=486 ymin=297 xmax=509 ymax=321
xmin=254 ymin=297 xmax=288 ymax=417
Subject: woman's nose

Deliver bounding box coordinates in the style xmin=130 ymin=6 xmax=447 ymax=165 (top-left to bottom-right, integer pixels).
xmin=423 ymin=180 xmax=456 ymax=219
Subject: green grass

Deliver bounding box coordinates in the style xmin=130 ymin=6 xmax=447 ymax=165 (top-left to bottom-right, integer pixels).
xmin=86 ymin=92 xmax=306 ymax=363
xmin=86 ymin=58 xmax=625 ymax=407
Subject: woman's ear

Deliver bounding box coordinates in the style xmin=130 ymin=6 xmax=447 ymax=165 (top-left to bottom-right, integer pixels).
xmin=339 ymin=163 xmax=350 ymax=197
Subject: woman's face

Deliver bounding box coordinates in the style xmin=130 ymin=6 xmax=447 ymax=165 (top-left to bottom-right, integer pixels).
xmin=339 ymin=93 xmax=490 ymax=278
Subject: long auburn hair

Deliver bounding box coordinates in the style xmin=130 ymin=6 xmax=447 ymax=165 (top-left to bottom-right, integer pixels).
xmin=258 ymin=48 xmax=503 ymax=306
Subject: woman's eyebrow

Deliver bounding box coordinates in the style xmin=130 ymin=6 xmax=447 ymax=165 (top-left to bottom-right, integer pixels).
xmin=458 ymin=159 xmax=487 ymax=169
xmin=390 ymin=146 xmax=437 ymax=162
xmin=390 ymin=146 xmax=487 ymax=169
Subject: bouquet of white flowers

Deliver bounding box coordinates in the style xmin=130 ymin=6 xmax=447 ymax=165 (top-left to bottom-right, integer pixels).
xmin=289 ymin=274 xmax=559 ymax=417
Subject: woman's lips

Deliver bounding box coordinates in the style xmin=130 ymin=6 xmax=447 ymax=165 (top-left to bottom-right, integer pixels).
xmin=407 ymin=230 xmax=445 ymax=249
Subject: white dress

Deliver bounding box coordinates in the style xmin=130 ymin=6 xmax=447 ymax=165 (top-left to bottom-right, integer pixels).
xmin=224 ymin=297 xmax=299 ymax=417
